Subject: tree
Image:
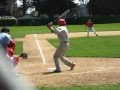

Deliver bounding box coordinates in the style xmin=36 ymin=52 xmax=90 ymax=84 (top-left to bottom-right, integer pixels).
xmin=0 ymin=0 xmax=15 ymax=16
xmin=31 ymin=0 xmax=77 ymax=17
xmin=13 ymin=5 xmax=23 ymax=17
xmin=23 ymin=0 xmax=26 ymax=15
xmin=0 ymin=0 xmax=7 ymax=5
xmin=87 ymin=0 xmax=120 ymax=16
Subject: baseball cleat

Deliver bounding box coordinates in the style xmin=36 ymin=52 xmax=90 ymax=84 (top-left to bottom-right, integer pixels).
xmin=70 ymin=63 xmax=75 ymax=70
xmin=52 ymin=69 xmax=61 ymax=73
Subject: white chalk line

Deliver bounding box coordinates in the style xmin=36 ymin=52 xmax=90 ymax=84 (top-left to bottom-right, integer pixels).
xmin=33 ymin=34 xmax=46 ymax=64
xmin=32 ymin=26 xmax=46 ymax=64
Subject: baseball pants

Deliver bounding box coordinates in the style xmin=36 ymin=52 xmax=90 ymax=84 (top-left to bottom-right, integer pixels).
xmin=87 ymin=27 xmax=98 ymax=36
xmin=53 ymin=42 xmax=72 ymax=71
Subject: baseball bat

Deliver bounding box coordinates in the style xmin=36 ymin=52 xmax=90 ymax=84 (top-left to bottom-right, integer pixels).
xmin=52 ymin=9 xmax=70 ymax=23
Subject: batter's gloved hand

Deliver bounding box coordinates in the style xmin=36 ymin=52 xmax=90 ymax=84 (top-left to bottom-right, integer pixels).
xmin=20 ymin=52 xmax=28 ymax=59
xmin=47 ymin=22 xmax=53 ymax=28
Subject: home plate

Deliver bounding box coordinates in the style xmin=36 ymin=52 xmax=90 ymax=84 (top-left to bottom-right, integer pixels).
xmin=48 ymin=67 xmax=56 ymax=71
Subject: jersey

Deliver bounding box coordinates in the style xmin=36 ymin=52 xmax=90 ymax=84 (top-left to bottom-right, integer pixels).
xmin=0 ymin=32 xmax=11 ymax=48
xmin=7 ymin=47 xmax=14 ymax=57
xmin=86 ymin=21 xmax=93 ymax=27
xmin=7 ymin=47 xmax=19 ymax=66
xmin=54 ymin=26 xmax=69 ymax=44
xmin=0 ymin=32 xmax=11 ymax=56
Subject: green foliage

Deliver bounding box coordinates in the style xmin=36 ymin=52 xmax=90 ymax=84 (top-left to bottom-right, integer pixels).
xmin=67 ymin=16 xmax=120 ymax=25
xmin=0 ymin=17 xmax=16 ymax=26
xmin=0 ymin=0 xmax=7 ymax=5
xmin=16 ymin=16 xmax=120 ymax=25
xmin=48 ymin=36 xmax=120 ymax=58
xmin=17 ymin=18 xmax=50 ymax=26
xmin=87 ymin=0 xmax=120 ymax=16
xmin=32 ymin=0 xmax=77 ymax=17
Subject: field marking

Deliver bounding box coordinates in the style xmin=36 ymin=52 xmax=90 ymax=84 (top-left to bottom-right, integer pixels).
xmin=33 ymin=34 xmax=46 ymax=64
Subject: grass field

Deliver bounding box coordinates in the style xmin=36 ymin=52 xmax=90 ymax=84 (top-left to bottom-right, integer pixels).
xmin=48 ymin=35 xmax=120 ymax=58
xmin=2 ymin=23 xmax=120 ymax=90
xmin=14 ymin=41 xmax=23 ymax=55
xmin=1 ymin=23 xmax=120 ymax=38
xmin=36 ymin=84 xmax=120 ymax=90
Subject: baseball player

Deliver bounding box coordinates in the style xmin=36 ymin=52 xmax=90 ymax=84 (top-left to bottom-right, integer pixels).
xmin=7 ymin=40 xmax=28 ymax=67
xmin=0 ymin=27 xmax=12 ymax=56
xmin=47 ymin=19 xmax=75 ymax=73
xmin=0 ymin=27 xmax=23 ymax=67
xmin=7 ymin=40 xmax=21 ymax=67
xmin=85 ymin=19 xmax=98 ymax=37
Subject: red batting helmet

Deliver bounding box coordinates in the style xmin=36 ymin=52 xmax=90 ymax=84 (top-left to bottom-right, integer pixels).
xmin=58 ymin=19 xmax=66 ymax=26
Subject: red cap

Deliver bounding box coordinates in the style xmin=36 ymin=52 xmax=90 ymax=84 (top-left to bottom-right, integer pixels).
xmin=58 ymin=19 xmax=66 ymax=26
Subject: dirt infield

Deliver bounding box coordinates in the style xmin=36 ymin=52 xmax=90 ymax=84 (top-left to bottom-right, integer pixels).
xmin=16 ymin=31 xmax=120 ymax=87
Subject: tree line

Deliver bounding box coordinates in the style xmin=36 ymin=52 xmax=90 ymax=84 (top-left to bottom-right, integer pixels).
xmin=0 ymin=0 xmax=120 ymax=17
xmin=87 ymin=0 xmax=120 ymax=16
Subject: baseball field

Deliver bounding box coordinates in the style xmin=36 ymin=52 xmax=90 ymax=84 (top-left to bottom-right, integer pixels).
xmin=5 ymin=23 xmax=120 ymax=90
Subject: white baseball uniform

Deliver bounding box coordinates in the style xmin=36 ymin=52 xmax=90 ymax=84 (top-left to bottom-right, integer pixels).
xmin=53 ymin=26 xmax=73 ymax=71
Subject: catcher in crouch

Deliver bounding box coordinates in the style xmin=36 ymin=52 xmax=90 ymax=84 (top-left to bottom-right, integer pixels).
xmin=47 ymin=18 xmax=75 ymax=73
xmin=7 ymin=40 xmax=28 ymax=67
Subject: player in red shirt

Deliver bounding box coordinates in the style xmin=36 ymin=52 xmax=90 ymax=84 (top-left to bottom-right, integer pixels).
xmin=85 ymin=19 xmax=98 ymax=37
xmin=7 ymin=40 xmax=20 ymax=67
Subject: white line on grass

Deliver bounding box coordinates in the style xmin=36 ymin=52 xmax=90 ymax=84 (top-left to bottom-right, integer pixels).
xmin=34 ymin=34 xmax=46 ymax=64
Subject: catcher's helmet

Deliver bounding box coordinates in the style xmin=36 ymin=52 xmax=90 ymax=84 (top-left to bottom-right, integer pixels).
xmin=58 ymin=19 xmax=66 ymax=26
xmin=1 ymin=27 xmax=10 ymax=33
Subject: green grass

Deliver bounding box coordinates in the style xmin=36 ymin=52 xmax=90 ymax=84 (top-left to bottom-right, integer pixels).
xmin=2 ymin=24 xmax=119 ymax=89
xmin=14 ymin=41 xmax=23 ymax=55
xmin=67 ymin=23 xmax=120 ymax=32
xmin=94 ymin=23 xmax=120 ymax=31
xmin=48 ymin=35 xmax=120 ymax=58
xmin=36 ymin=84 xmax=120 ymax=90
xmin=9 ymin=26 xmax=51 ymax=38
xmin=1 ymin=23 xmax=120 ymax=38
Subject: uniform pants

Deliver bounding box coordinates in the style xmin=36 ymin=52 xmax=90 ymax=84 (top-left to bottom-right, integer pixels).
xmin=87 ymin=27 xmax=98 ymax=36
xmin=53 ymin=42 xmax=72 ymax=71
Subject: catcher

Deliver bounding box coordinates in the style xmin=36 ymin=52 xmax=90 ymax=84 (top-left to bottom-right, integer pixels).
xmin=7 ymin=40 xmax=28 ymax=67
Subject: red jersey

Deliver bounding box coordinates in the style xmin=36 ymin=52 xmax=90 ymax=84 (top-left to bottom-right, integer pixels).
xmin=8 ymin=40 xmax=16 ymax=50
xmin=86 ymin=21 xmax=93 ymax=27
xmin=7 ymin=47 xmax=20 ymax=66
xmin=7 ymin=47 xmax=14 ymax=57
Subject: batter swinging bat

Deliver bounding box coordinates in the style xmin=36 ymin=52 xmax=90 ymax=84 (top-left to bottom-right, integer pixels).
xmin=52 ymin=9 xmax=70 ymax=23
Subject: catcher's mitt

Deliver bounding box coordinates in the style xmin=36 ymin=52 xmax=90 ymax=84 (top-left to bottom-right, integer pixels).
xmin=20 ymin=53 xmax=28 ymax=59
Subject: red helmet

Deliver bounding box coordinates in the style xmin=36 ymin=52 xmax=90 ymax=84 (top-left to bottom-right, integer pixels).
xmin=58 ymin=19 xmax=66 ymax=26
